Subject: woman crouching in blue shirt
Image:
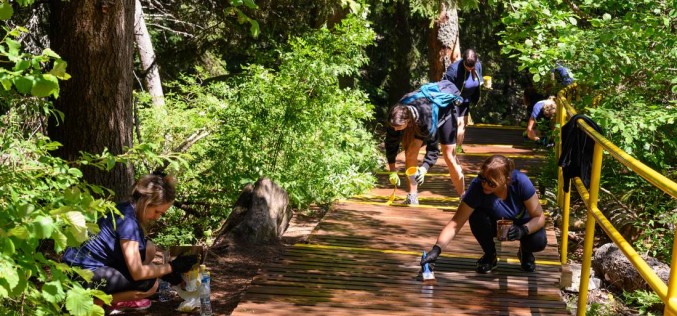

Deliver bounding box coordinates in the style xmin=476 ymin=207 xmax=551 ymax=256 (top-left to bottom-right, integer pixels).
xmin=421 ymin=155 xmax=547 ymax=273
xmin=62 ymin=174 xmax=198 ymax=312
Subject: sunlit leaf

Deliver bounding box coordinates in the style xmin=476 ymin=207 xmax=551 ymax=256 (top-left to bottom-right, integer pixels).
xmin=0 ymin=2 xmax=13 ymax=20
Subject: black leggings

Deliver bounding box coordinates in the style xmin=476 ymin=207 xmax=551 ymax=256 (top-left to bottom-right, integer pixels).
xmin=89 ymin=266 xmax=156 ymax=294
xmin=468 ymin=208 xmax=547 ymax=255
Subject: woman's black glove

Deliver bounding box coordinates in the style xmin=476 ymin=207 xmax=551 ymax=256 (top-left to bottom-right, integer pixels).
xmin=507 ymin=225 xmax=529 ymax=241
xmin=161 ymin=271 xmax=183 ymax=285
xmin=169 ymin=254 xmax=199 ymax=274
xmin=420 ymin=245 xmax=441 ymax=268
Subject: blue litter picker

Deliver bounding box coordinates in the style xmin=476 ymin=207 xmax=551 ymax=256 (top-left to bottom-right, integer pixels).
xmin=421 ymin=251 xmax=436 ymax=284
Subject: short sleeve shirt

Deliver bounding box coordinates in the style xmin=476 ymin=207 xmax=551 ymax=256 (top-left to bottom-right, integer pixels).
xmin=62 ymin=202 xmax=146 ymax=271
xmin=462 ymin=170 xmax=537 ymax=223
xmin=530 ymin=101 xmax=546 ymax=121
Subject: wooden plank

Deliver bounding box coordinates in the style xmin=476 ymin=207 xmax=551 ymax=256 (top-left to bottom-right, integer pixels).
xmin=231 ymin=125 xmax=569 ymax=316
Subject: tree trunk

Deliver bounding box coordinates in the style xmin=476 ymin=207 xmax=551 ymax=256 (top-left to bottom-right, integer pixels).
xmin=387 ymin=1 xmax=413 ymax=106
xmin=429 ymin=1 xmax=461 ymax=81
xmin=48 ymin=0 xmax=135 ymax=199
xmin=134 ymin=0 xmax=164 ymax=106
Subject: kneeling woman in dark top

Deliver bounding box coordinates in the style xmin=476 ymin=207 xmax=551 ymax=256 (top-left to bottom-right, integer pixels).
xmin=421 ymin=155 xmax=547 ymax=273
xmin=62 ymin=174 xmax=198 ymax=312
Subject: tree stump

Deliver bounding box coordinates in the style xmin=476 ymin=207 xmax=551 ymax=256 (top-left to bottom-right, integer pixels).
xmin=215 ymin=177 xmax=292 ymax=248
xmin=592 ymin=243 xmax=671 ymax=292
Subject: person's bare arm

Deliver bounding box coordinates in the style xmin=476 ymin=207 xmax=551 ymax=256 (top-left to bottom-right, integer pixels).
xmin=526 ymin=118 xmax=541 ymax=141
xmin=121 ymin=240 xmax=172 ymax=281
xmin=435 ymin=202 xmax=475 ymax=248
xmin=522 ymin=193 xmax=545 ymax=234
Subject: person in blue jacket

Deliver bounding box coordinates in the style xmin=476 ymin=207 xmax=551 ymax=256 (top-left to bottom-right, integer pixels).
xmin=421 ymin=155 xmax=547 ymax=273
xmin=443 ymin=49 xmax=483 ymax=153
xmin=385 ymin=80 xmax=465 ymax=205
xmin=62 ymin=174 xmax=198 ymax=313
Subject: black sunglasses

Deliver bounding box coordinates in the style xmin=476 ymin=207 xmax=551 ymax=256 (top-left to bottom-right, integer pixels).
xmin=477 ymin=174 xmax=497 ymax=188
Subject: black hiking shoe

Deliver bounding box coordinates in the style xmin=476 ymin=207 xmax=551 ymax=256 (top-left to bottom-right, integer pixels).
xmin=518 ymin=247 xmax=536 ymax=272
xmin=476 ymin=253 xmax=497 ymax=274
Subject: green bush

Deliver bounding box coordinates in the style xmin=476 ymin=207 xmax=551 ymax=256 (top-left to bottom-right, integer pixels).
xmin=138 ymin=15 xmax=380 ymax=245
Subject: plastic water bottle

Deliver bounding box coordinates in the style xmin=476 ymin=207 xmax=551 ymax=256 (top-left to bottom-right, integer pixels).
xmin=199 ymin=271 xmax=212 ymax=316
xmin=158 ymin=280 xmax=171 ymax=302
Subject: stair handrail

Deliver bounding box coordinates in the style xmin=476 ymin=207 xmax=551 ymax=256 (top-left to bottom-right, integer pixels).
xmin=554 ymin=83 xmax=677 ymax=316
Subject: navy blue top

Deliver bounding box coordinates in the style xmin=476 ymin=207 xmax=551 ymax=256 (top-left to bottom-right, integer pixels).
xmin=530 ymin=100 xmax=547 ymax=121
xmin=442 ymin=59 xmax=483 ymax=105
xmin=552 ymin=65 xmax=574 ymax=86
xmin=62 ymin=202 xmax=146 ymax=271
xmin=462 ymin=170 xmax=536 ymax=224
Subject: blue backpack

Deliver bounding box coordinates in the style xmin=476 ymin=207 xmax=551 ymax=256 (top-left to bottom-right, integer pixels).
xmin=400 ymin=80 xmax=462 ymax=137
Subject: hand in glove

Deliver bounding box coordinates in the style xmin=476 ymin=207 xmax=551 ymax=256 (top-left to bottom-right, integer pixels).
xmin=169 ymin=254 xmax=199 ymax=274
xmin=161 ymin=271 xmax=183 ymax=286
xmin=388 ymin=171 xmax=400 ymax=186
xmin=420 ymin=244 xmax=441 ymax=269
xmin=507 ymin=225 xmax=529 ymax=241
xmin=414 ymin=167 xmax=427 ymax=185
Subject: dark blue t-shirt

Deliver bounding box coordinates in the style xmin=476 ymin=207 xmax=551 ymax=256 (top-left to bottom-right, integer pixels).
xmin=462 ymin=170 xmax=537 ymax=224
xmin=552 ymin=65 xmax=574 ymax=86
xmin=62 ymin=202 xmax=146 ymax=271
xmin=531 ymin=100 xmax=546 ymax=121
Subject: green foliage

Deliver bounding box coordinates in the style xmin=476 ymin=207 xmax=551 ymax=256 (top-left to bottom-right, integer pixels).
xmin=498 ymin=0 xmax=677 ymax=262
xmin=138 ymin=15 xmax=380 ymax=245
xmin=622 ymin=290 xmax=664 ymax=315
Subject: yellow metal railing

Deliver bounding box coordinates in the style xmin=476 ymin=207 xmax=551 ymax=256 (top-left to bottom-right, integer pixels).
xmin=554 ymin=83 xmax=677 ymax=316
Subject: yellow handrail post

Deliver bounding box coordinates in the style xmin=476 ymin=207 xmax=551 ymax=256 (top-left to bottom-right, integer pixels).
xmin=560 ymin=183 xmax=571 ymax=265
xmin=666 ymin=227 xmax=677 ymax=316
xmin=576 ymin=142 xmax=604 ymax=316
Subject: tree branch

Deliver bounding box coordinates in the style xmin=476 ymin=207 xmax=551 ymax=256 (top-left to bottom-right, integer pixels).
xmin=562 ymin=0 xmax=591 ymax=21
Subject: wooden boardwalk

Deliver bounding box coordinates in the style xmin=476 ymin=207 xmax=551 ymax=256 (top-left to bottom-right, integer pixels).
xmin=232 ymin=125 xmax=570 ymax=315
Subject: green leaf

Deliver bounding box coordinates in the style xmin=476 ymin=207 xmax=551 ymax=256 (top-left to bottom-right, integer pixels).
xmin=0 ymin=261 xmax=20 ymax=290
xmin=533 ymin=73 xmax=541 ymax=82
xmin=42 ymin=281 xmax=66 ymax=304
xmin=65 ymin=211 xmax=88 ymax=243
xmin=569 ymin=17 xmax=577 ymax=25
xmin=31 ymin=74 xmax=60 ymax=97
xmin=13 ymin=60 xmax=30 ymax=72
xmin=41 ymin=48 xmax=61 ymax=58
xmin=250 ymin=20 xmax=260 ymax=38
xmin=2 ymin=238 xmax=15 ymax=255
xmin=52 ymin=229 xmax=68 ymax=252
xmin=8 ymin=226 xmax=30 ymax=239
xmin=49 ymin=59 xmax=70 ymax=80
xmin=5 ymin=38 xmax=20 ymax=58
xmin=13 ymin=75 xmax=34 ymax=94
xmin=525 ymin=39 xmax=533 ymax=47
xmin=243 ymin=0 xmax=257 ymax=9
xmin=32 ymin=215 xmax=55 ymax=239
xmin=0 ymin=2 xmax=13 ymax=21
xmin=66 ymin=287 xmax=101 ymax=316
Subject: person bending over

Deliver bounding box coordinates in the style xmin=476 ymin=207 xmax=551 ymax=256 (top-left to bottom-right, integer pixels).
xmin=525 ymin=97 xmax=556 ymax=145
xmin=385 ymin=80 xmax=465 ymax=205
